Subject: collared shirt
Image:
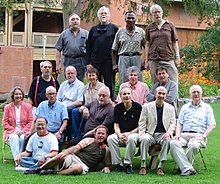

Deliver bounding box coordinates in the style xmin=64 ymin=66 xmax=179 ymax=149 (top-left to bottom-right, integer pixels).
xmin=57 ymin=78 xmax=84 ymax=107
xmin=146 ymin=20 xmax=178 ymax=61
xmin=84 ymin=81 xmax=106 ymax=105
xmin=116 ymin=81 xmax=149 ymax=105
xmin=55 ymin=28 xmax=88 ymax=58
xmin=112 ymin=26 xmax=146 ymax=55
xmin=114 ymin=101 xmax=142 ymax=132
xmin=36 ymin=100 xmax=69 ymax=132
xmin=178 ymin=101 xmax=216 ymax=134
xmin=84 ymin=100 xmax=114 ymax=134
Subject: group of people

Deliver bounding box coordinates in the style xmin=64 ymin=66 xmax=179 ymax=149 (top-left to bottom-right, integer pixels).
xmin=2 ymin=3 xmax=216 ymax=178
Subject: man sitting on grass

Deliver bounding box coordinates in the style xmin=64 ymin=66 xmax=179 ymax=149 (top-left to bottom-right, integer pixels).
xmin=15 ymin=117 xmax=58 ymax=172
xmin=24 ymin=125 xmax=111 ymax=175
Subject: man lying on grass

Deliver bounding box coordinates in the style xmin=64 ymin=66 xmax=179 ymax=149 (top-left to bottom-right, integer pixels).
xmin=24 ymin=125 xmax=111 ymax=175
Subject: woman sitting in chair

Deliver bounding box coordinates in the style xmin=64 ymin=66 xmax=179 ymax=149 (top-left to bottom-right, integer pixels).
xmin=2 ymin=86 xmax=33 ymax=165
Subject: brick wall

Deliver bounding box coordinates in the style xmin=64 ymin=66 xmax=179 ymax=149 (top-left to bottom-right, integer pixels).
xmin=0 ymin=46 xmax=33 ymax=93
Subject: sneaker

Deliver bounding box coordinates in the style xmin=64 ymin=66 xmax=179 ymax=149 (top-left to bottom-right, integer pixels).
xmin=125 ymin=165 xmax=133 ymax=174
xmin=180 ymin=169 xmax=196 ymax=176
xmin=113 ymin=164 xmax=124 ymax=172
xmin=39 ymin=169 xmax=57 ymax=175
xmin=23 ymin=168 xmax=41 ymax=174
xmin=15 ymin=166 xmax=29 ymax=172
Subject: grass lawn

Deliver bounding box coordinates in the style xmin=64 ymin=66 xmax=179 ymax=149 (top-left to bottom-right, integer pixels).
xmin=0 ymin=103 xmax=219 ymax=184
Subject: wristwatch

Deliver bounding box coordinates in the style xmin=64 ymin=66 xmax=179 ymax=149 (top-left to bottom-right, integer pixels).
xmin=44 ymin=155 xmax=48 ymax=159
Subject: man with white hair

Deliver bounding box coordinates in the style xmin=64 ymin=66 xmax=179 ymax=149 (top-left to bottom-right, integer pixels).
xmin=170 ymin=85 xmax=216 ymax=176
xmin=145 ymin=4 xmax=180 ymax=84
xmin=85 ymin=6 xmax=118 ymax=100
xmin=56 ymin=13 xmax=88 ymax=82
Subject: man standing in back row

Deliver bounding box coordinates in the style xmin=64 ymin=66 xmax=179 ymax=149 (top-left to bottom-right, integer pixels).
xmin=112 ymin=10 xmax=146 ymax=85
xmin=56 ymin=13 xmax=88 ymax=82
xmin=85 ymin=6 xmax=118 ymax=100
xmin=145 ymin=4 xmax=180 ymax=84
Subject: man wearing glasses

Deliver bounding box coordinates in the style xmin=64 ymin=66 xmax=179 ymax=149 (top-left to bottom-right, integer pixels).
xmin=170 ymin=85 xmax=216 ymax=176
xmin=85 ymin=6 xmax=118 ymax=100
xmin=68 ymin=86 xmax=114 ymax=146
xmin=35 ymin=86 xmax=69 ymax=152
xmin=28 ymin=60 xmax=60 ymax=115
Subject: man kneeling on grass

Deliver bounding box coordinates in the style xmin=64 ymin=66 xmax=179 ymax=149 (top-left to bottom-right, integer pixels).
xmin=15 ymin=117 xmax=58 ymax=172
xmin=24 ymin=125 xmax=111 ymax=175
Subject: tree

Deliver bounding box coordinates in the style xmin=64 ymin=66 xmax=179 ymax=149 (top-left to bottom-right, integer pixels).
xmin=178 ymin=0 xmax=220 ymax=81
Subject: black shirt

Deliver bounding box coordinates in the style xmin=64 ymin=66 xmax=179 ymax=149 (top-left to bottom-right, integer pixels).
xmin=114 ymin=101 xmax=142 ymax=132
xmin=155 ymin=106 xmax=166 ymax=133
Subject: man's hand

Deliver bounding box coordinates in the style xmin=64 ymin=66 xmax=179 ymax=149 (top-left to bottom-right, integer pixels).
xmin=144 ymin=61 xmax=150 ymax=71
xmin=37 ymin=156 xmax=46 ymax=166
xmin=112 ymin=64 xmax=118 ymax=72
xmin=15 ymin=154 xmax=21 ymax=166
xmin=162 ymin=133 xmax=170 ymax=140
xmin=56 ymin=63 xmax=62 ymax=74
xmin=54 ymin=132 xmax=62 ymax=139
xmin=175 ymin=57 xmax=180 ymax=67
xmin=86 ymin=64 xmax=93 ymax=71
xmin=82 ymin=108 xmax=90 ymax=119
xmin=172 ymin=135 xmax=180 ymax=140
xmin=59 ymin=151 xmax=68 ymax=159
xmin=101 ymin=167 xmax=110 ymax=173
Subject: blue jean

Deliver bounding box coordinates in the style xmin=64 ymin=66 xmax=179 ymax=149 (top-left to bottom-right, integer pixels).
xmin=20 ymin=157 xmax=48 ymax=168
xmin=71 ymin=108 xmax=86 ymax=138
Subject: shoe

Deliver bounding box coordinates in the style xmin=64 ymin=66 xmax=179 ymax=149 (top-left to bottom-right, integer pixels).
xmin=39 ymin=169 xmax=56 ymax=175
xmin=157 ymin=168 xmax=164 ymax=176
xmin=15 ymin=166 xmax=29 ymax=172
xmin=23 ymin=168 xmax=41 ymax=174
xmin=113 ymin=164 xmax=124 ymax=172
xmin=180 ymin=169 xmax=196 ymax=176
xmin=139 ymin=167 xmax=148 ymax=175
xmin=125 ymin=165 xmax=133 ymax=174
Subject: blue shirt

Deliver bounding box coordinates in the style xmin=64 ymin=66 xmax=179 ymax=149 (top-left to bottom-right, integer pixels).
xmin=178 ymin=101 xmax=216 ymax=134
xmin=36 ymin=100 xmax=69 ymax=132
xmin=57 ymin=78 xmax=84 ymax=107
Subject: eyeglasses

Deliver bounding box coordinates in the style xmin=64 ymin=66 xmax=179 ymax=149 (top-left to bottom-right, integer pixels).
xmin=43 ymin=66 xmax=52 ymax=69
xmin=192 ymin=91 xmax=201 ymax=94
xmin=152 ymin=11 xmax=161 ymax=14
xmin=47 ymin=92 xmax=56 ymax=96
xmin=98 ymin=94 xmax=107 ymax=97
xmin=158 ymin=92 xmax=166 ymax=95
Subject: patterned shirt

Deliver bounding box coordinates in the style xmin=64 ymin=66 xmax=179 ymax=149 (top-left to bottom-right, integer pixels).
xmin=112 ymin=26 xmax=146 ymax=55
xmin=178 ymin=101 xmax=216 ymax=134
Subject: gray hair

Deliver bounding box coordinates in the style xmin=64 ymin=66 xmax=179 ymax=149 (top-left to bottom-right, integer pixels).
xmin=98 ymin=86 xmax=111 ymax=97
xmin=150 ymin=4 xmax=163 ymax=14
xmin=189 ymin=85 xmax=203 ymax=94
xmin=40 ymin=60 xmax=52 ymax=69
xmin=97 ymin=6 xmax=110 ymax=17
xmin=46 ymin=86 xmax=57 ymax=94
xmin=69 ymin=13 xmax=80 ymax=22
xmin=127 ymin=66 xmax=141 ymax=79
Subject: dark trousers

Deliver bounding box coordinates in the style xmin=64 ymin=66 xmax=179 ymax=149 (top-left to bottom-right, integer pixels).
xmin=93 ymin=61 xmax=115 ymax=101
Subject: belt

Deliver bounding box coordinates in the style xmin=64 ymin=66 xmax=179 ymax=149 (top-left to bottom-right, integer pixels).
xmin=65 ymin=55 xmax=84 ymax=59
xmin=183 ymin=131 xmax=198 ymax=133
xmin=120 ymin=52 xmax=141 ymax=56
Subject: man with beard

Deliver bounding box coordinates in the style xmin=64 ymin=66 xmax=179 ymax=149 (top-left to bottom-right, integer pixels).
xmin=112 ymin=10 xmax=146 ymax=85
xmin=85 ymin=6 xmax=118 ymax=100
xmin=56 ymin=13 xmax=88 ymax=82
xmin=28 ymin=61 xmax=59 ymax=115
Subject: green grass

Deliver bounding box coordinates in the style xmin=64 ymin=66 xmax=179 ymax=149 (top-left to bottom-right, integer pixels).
xmin=0 ymin=103 xmax=220 ymax=184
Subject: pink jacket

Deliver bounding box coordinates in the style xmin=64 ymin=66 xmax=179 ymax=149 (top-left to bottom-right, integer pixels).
xmin=2 ymin=101 xmax=33 ymax=142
